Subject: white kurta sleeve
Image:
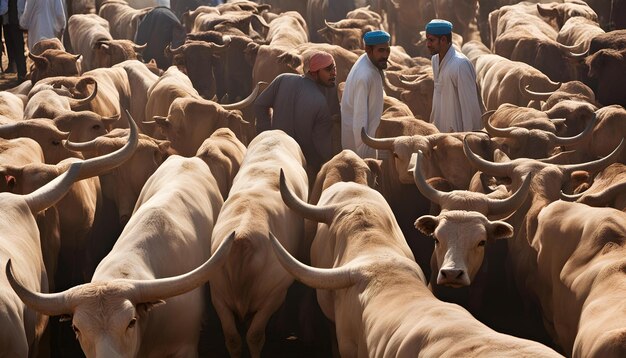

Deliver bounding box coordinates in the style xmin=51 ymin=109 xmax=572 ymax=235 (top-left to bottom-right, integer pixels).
xmin=456 ymin=61 xmax=482 ymax=131
xmin=350 ymin=77 xmax=371 ymax=156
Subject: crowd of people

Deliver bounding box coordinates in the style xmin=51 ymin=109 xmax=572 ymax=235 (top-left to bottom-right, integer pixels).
xmin=254 ymin=19 xmax=483 ymax=173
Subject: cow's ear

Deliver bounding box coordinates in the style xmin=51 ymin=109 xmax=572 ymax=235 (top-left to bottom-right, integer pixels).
xmin=136 ymin=300 xmax=165 ymax=315
xmin=364 ymin=158 xmax=383 ymax=189
xmin=153 ymin=116 xmax=170 ymax=129
xmin=415 ymin=215 xmax=439 ymax=236
xmin=487 ymin=221 xmax=514 ymax=240
xmin=537 ymin=3 xmax=558 ymax=18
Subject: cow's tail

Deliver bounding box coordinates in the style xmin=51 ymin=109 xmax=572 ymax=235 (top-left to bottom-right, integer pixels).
xmin=227 ymin=229 xmax=267 ymax=320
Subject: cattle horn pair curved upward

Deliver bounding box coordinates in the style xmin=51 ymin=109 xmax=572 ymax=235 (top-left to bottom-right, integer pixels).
xmin=5 ymin=231 xmax=235 ymax=316
xmin=412 ymin=150 xmax=532 ymax=218
xmin=464 ymin=133 xmax=625 ymax=178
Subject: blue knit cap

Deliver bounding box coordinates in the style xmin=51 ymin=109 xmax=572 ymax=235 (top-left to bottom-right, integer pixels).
xmin=363 ymin=30 xmax=390 ymax=45
xmin=425 ymin=19 xmax=453 ymax=35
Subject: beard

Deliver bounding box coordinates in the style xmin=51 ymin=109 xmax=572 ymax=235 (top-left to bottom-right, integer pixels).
xmin=376 ymin=59 xmax=388 ymax=70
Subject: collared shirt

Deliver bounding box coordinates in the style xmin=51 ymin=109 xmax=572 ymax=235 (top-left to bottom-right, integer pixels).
xmin=341 ymin=53 xmax=385 ymax=158
xmin=430 ymin=46 xmax=482 ymax=132
xmin=254 ymin=73 xmax=333 ymax=169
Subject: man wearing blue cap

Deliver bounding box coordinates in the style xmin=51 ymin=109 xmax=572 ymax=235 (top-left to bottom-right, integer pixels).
xmin=341 ymin=29 xmax=390 ymax=158
xmin=426 ymin=19 xmax=482 ymax=132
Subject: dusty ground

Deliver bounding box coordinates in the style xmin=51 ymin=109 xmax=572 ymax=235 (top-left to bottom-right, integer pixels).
xmin=0 ymin=33 xmax=31 ymax=91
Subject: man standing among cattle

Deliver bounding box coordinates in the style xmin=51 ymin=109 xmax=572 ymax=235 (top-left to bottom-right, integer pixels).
xmin=254 ymin=50 xmax=336 ymax=175
xmin=341 ymin=29 xmax=389 ymax=158
xmin=426 ymin=19 xmax=482 ymax=132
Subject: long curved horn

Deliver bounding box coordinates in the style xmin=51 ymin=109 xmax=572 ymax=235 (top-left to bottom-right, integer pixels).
xmin=413 ymin=150 xmax=447 ymax=205
xmin=561 ymin=139 xmax=625 ymax=175
xmin=520 ymin=83 xmax=553 ymax=101
xmin=556 ymin=41 xmax=584 ymax=51
xmin=567 ymin=49 xmax=588 ymax=60
xmin=168 ymin=43 xmax=185 ymax=55
xmin=268 ymin=232 xmax=357 ymax=290
xmin=485 ymin=173 xmax=532 ymax=217
xmin=28 ymin=52 xmax=46 ymax=63
xmin=577 ymin=181 xmax=626 ymax=207
xmin=547 ymin=112 xmax=597 ymax=146
xmin=68 ymin=110 xmax=138 ymax=180
xmin=279 ymin=169 xmax=333 ymax=224
xmin=399 ymin=73 xmax=429 ymax=88
xmin=23 ymin=162 xmax=82 ymax=214
xmin=63 ymin=110 xmax=139 ymax=159
xmin=129 ymin=232 xmax=235 ymax=303
xmin=361 ymin=128 xmax=394 ymax=150
xmin=208 ymin=36 xmax=231 ymax=54
xmin=67 ymin=81 xmax=98 ymax=108
xmin=559 ymin=190 xmax=583 ymax=201
xmin=220 ymin=81 xmax=266 ymax=110
xmin=6 ymin=259 xmax=76 ymax=316
xmin=483 ymin=111 xmax=517 ymax=138
xmin=133 ymin=43 xmax=147 ymax=52
xmin=463 ymin=134 xmax=513 ymax=177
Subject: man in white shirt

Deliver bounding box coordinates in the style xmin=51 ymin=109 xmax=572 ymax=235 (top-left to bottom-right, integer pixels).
xmin=19 ymin=0 xmax=66 ymax=51
xmin=341 ymin=29 xmax=390 ymax=159
xmin=426 ymin=19 xmax=482 ymax=132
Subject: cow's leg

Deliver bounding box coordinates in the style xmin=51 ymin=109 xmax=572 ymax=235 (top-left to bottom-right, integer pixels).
xmin=212 ymin=297 xmax=241 ymax=358
xmin=246 ymin=294 xmax=286 ymax=358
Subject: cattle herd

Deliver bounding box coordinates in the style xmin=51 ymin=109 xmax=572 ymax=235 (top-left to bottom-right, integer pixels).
xmin=0 ymin=0 xmax=625 ymax=357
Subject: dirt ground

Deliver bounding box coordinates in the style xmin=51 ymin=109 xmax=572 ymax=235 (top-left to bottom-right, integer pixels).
xmin=0 ymin=33 xmax=31 ymax=91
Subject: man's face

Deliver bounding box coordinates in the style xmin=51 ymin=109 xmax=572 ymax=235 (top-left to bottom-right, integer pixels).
xmin=312 ymin=62 xmax=337 ymax=87
xmin=426 ymin=34 xmax=443 ymax=55
xmin=366 ymin=43 xmax=390 ymax=70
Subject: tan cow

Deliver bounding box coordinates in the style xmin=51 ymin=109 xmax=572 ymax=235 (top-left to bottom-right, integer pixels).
xmin=536 ymin=0 xmax=599 ymax=29
xmin=68 ymin=14 xmax=145 ymax=72
xmin=413 ymin=150 xmax=531 ymax=286
xmin=0 ymin=112 xmax=139 ymax=288
xmin=561 ymin=163 xmax=626 ymax=212
xmin=492 ymin=7 xmax=585 ymax=82
xmin=248 ymin=11 xmax=308 ymax=85
xmin=532 ymin=201 xmax=626 ymax=357
xmin=462 ymin=40 xmax=563 ymax=111
xmin=463 ymin=136 xmax=624 ymax=325
xmin=112 ymin=60 xmax=159 ymax=132
xmin=7 ymin=153 xmax=235 ymax=357
xmin=361 ymin=129 xmax=494 ymax=190
xmin=0 ymin=121 xmax=139 ymax=356
xmin=0 ymin=91 xmax=25 ymax=124
xmin=209 ymin=130 xmax=308 ymax=357
xmin=144 ymin=66 xmax=200 ymax=138
xmin=195 ymin=128 xmax=247 ymax=201
xmin=64 ymin=128 xmax=170 ymax=227
xmin=98 ymin=0 xmax=152 ymax=40
xmin=0 ymin=119 xmax=79 ymax=164
xmin=28 ymin=50 xmax=82 ymax=85
xmin=270 ymin=176 xmax=562 ymax=357
xmin=150 ymin=82 xmax=263 ymax=154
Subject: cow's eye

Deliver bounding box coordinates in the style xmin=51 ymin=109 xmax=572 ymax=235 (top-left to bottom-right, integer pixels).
xmin=478 ymin=240 xmax=486 ymax=247
xmin=92 ymin=124 xmax=101 ymax=130
xmin=128 ymin=318 xmax=137 ymax=329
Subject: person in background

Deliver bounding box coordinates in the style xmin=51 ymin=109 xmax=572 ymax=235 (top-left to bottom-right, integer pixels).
xmin=19 ymin=0 xmax=66 ymax=51
xmin=426 ymin=19 xmax=482 ymax=132
xmin=254 ymin=50 xmax=337 ymax=176
xmin=340 ymin=29 xmax=389 ymax=159
xmin=0 ymin=0 xmax=25 ymax=81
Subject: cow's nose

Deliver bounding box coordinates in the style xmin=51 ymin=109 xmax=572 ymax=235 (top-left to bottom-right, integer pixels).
xmin=440 ymin=268 xmax=464 ymax=280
